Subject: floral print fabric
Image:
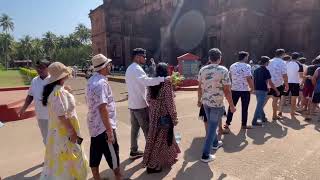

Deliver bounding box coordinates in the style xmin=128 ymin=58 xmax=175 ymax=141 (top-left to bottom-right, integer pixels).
xmin=198 ymin=64 xmax=231 ymax=108
xmin=40 ymin=85 xmax=88 ymax=180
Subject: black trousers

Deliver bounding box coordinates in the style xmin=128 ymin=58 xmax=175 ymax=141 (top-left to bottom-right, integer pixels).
xmin=226 ymin=91 xmax=251 ymax=126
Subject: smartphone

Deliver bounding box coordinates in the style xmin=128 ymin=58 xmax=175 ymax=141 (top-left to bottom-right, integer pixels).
xmin=76 ymin=137 xmax=83 ymax=145
xmin=69 ymin=136 xmax=83 ymax=145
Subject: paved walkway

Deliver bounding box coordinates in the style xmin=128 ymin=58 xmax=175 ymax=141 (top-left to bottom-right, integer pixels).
xmin=1 ymin=78 xmax=320 ymax=180
xmin=0 ymin=90 xmax=28 ymax=105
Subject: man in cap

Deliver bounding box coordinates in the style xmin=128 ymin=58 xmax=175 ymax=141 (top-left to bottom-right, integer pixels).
xmin=19 ymin=59 xmax=51 ymax=145
xmin=125 ymin=48 xmax=169 ymax=159
xmin=86 ymin=54 xmax=122 ymax=180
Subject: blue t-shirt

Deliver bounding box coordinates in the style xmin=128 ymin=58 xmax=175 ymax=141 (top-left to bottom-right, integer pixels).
xmin=254 ymin=66 xmax=271 ymax=91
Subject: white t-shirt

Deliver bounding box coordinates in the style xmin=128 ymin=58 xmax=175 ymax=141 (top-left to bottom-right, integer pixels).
xmin=230 ymin=62 xmax=252 ymax=91
xmin=287 ymin=61 xmax=303 ymax=84
xmin=125 ymin=62 xmax=164 ymax=109
xmin=28 ymin=76 xmax=50 ymax=120
xmin=267 ymin=58 xmax=287 ymax=87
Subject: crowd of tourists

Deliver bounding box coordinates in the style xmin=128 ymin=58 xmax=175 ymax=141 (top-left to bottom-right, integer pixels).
xmin=197 ymin=48 xmax=320 ymax=162
xmin=17 ymin=47 xmax=320 ymax=179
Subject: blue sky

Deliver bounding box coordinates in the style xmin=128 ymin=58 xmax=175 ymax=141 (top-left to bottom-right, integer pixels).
xmin=0 ymin=0 xmax=103 ymax=40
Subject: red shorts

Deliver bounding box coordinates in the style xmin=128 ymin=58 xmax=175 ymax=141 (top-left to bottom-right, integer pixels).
xmin=303 ymin=84 xmax=314 ymax=98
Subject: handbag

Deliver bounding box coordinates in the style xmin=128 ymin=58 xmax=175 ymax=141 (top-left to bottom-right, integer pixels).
xmin=159 ymin=115 xmax=172 ymax=128
xmin=156 ymin=89 xmax=175 ymax=146
xmin=158 ymin=97 xmax=173 ymax=129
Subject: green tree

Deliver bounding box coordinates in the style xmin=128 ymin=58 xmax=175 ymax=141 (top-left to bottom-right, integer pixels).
xmin=0 ymin=14 xmax=14 ymax=69
xmin=42 ymin=31 xmax=57 ymax=59
xmin=19 ymin=35 xmax=33 ymax=59
xmin=0 ymin=14 xmax=14 ymax=33
xmin=56 ymin=34 xmax=81 ymax=49
xmin=53 ymin=45 xmax=91 ymax=65
xmin=30 ymin=38 xmax=45 ymax=62
xmin=0 ymin=33 xmax=14 ymax=68
xmin=74 ymin=23 xmax=91 ymax=44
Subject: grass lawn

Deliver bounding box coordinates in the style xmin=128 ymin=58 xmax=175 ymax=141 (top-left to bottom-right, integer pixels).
xmin=0 ymin=70 xmax=29 ymax=88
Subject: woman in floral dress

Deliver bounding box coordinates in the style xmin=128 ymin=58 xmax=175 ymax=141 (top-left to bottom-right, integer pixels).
xmin=142 ymin=63 xmax=180 ymax=174
xmin=41 ymin=62 xmax=88 ymax=180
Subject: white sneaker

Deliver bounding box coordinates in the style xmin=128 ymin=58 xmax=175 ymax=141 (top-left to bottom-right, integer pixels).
xmin=201 ymin=154 xmax=216 ymax=163
xmin=212 ymin=141 xmax=223 ymax=150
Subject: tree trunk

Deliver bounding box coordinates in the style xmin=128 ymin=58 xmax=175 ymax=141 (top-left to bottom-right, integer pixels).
xmin=5 ymin=40 xmax=8 ymax=70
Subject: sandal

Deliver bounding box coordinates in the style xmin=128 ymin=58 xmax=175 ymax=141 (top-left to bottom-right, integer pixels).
xmin=304 ymin=117 xmax=312 ymax=121
xmin=272 ymin=116 xmax=280 ymax=120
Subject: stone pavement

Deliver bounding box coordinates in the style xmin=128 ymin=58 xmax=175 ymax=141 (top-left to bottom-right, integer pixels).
xmin=0 ymin=90 xmax=28 ymax=104
xmin=1 ymin=78 xmax=320 ymax=180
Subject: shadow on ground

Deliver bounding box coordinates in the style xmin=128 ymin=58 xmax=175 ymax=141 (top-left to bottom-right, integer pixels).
xmin=94 ymin=157 xmax=170 ymax=180
xmin=222 ymin=129 xmax=248 ymax=153
xmin=173 ymin=137 xmax=215 ymax=180
xmin=278 ymin=116 xmax=309 ymax=130
xmin=4 ymin=164 xmax=42 ymax=180
xmin=247 ymin=120 xmax=288 ymax=145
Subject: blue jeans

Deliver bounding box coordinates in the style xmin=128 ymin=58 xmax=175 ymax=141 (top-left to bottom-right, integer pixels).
xmin=252 ymin=90 xmax=268 ymax=124
xmin=202 ymin=105 xmax=224 ymax=158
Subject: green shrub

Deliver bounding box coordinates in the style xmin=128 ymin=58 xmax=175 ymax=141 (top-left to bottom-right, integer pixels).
xmin=171 ymin=71 xmax=185 ymax=87
xmin=19 ymin=68 xmax=38 ymax=80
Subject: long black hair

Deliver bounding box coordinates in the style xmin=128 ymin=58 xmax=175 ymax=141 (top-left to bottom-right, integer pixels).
xmin=149 ymin=63 xmax=168 ymax=99
xmin=42 ymin=80 xmax=61 ymax=106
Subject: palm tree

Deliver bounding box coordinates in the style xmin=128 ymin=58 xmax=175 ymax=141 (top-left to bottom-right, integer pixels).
xmin=0 ymin=33 xmax=14 ymax=68
xmin=74 ymin=23 xmax=91 ymax=44
xmin=42 ymin=31 xmax=57 ymax=58
xmin=0 ymin=14 xmax=14 ymax=34
xmin=56 ymin=34 xmax=81 ymax=49
xmin=20 ymin=35 xmax=33 ymax=59
xmin=0 ymin=14 xmax=14 ymax=69
xmin=66 ymin=33 xmax=81 ymax=48
xmin=31 ymin=38 xmax=44 ymax=62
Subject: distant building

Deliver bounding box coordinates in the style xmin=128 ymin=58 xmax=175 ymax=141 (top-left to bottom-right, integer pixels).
xmin=89 ymin=5 xmax=108 ymax=56
xmin=89 ymin=0 xmax=320 ymax=67
xmin=12 ymin=60 xmax=32 ymax=68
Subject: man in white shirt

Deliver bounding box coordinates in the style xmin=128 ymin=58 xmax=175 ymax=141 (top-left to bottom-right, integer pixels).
xmin=285 ymin=52 xmax=304 ymax=116
xmin=267 ymin=49 xmax=289 ymax=120
xmin=125 ymin=48 xmax=167 ymax=159
xmin=226 ymin=51 xmax=254 ymax=129
xmin=19 ymin=60 xmax=51 ymax=145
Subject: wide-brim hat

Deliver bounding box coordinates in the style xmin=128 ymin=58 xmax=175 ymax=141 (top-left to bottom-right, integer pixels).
xmin=48 ymin=62 xmax=72 ymax=83
xmin=92 ymin=54 xmax=112 ymax=72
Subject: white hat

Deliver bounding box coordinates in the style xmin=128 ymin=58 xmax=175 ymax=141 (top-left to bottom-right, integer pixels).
xmin=48 ymin=62 xmax=72 ymax=83
xmin=91 ymin=54 xmax=112 ymax=72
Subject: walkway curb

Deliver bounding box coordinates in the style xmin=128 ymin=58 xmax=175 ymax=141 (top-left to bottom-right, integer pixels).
xmin=0 ymin=86 xmax=29 ymax=92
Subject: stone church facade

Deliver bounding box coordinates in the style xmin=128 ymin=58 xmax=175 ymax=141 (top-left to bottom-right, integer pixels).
xmin=89 ymin=0 xmax=320 ymax=67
